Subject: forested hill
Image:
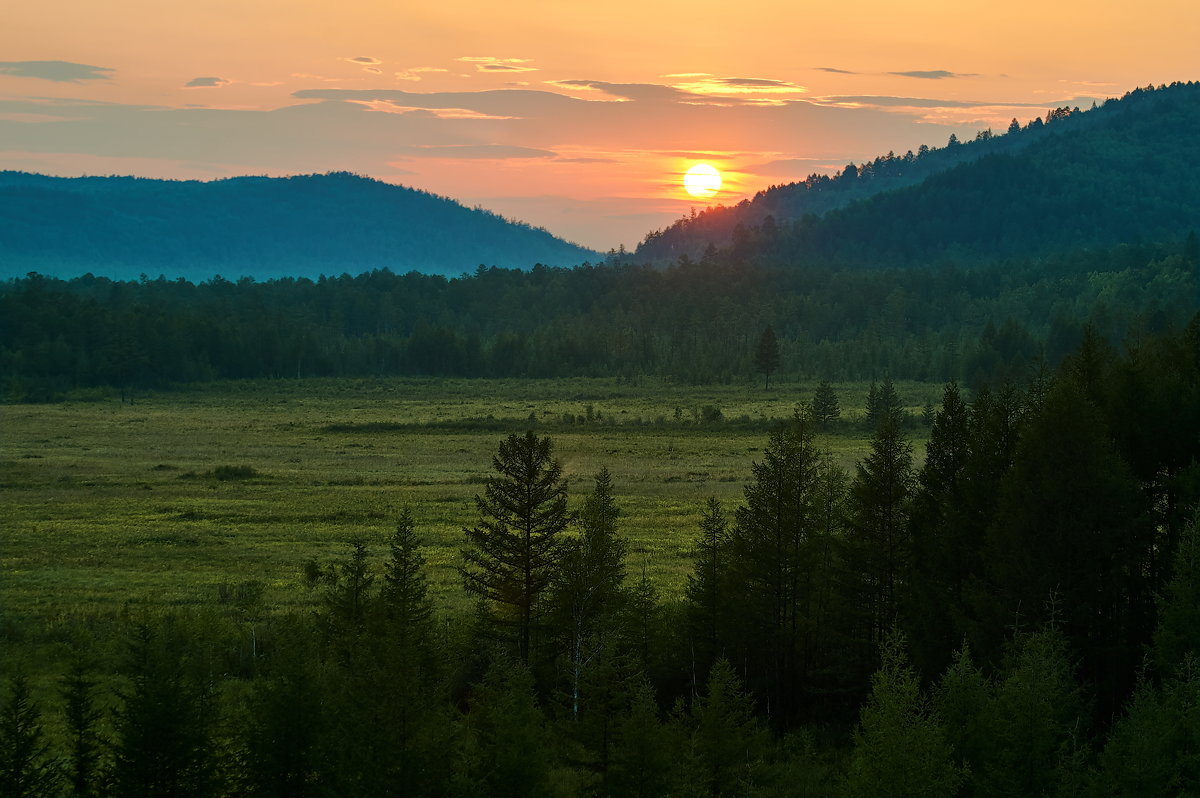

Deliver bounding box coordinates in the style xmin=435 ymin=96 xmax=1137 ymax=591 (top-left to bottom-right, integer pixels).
xmin=0 ymin=171 xmax=599 ymax=280
xmin=636 ymin=81 xmax=1200 ymax=265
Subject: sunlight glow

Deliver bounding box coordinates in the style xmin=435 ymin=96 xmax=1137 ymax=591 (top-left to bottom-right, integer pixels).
xmin=683 ymin=163 xmax=721 ymax=198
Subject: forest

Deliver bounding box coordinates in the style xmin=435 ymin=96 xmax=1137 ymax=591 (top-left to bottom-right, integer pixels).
xmin=3 ymin=320 xmax=1200 ymax=796
xmin=2 ymin=231 xmax=1196 ymax=402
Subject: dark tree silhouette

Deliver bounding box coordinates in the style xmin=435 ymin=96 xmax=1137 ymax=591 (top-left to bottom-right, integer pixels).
xmin=461 ymin=431 xmax=570 ymax=664
xmin=753 ymin=325 xmax=782 ymax=390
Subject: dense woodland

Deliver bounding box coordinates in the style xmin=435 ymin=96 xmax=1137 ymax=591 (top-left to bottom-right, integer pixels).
xmin=1 ymin=232 xmax=1195 ymax=400
xmin=3 ymin=322 xmax=1200 ymax=796
xmin=636 ymin=82 xmax=1200 ymax=264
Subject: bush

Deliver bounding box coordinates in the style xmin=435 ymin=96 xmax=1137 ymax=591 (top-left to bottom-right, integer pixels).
xmin=209 ymin=465 xmax=259 ymax=481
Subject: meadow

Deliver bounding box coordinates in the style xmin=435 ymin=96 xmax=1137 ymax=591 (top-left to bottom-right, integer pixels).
xmin=1 ymin=377 xmax=938 ymax=624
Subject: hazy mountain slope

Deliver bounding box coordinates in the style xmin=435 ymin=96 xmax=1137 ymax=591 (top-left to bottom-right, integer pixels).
xmin=0 ymin=171 xmax=599 ymax=280
xmin=636 ymin=81 xmax=1200 ymax=265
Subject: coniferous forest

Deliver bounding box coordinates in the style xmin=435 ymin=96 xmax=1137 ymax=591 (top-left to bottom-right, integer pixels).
xmin=3 ymin=81 xmax=1200 ymax=798
xmin=3 ymin=322 xmax=1200 ymax=796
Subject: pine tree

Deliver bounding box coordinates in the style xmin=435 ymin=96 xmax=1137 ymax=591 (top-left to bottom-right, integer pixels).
xmin=608 ymin=678 xmax=678 ymax=798
xmin=461 ymin=431 xmax=570 ymax=664
xmin=685 ymin=497 xmax=729 ymax=687
xmin=907 ymin=381 xmax=975 ymax=676
xmin=549 ymin=468 xmax=628 ymax=728
xmin=0 ymin=674 xmax=61 ymax=798
xmin=691 ymin=659 xmax=764 ymax=798
xmin=381 ymin=508 xmax=434 ymax=653
xmin=844 ymin=632 xmax=963 ymax=798
xmin=844 ymin=415 xmax=914 ymax=659
xmin=864 ymin=377 xmax=903 ymax=431
xmin=811 ymin=380 xmax=840 ymax=427
xmin=112 ymin=619 xmax=215 ymax=798
xmin=61 ymin=656 xmax=103 ymax=798
xmin=754 ymin=325 xmax=782 ymax=390
xmin=728 ymin=413 xmax=824 ymax=722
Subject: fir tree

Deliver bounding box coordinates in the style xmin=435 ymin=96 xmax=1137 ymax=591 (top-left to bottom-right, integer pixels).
xmin=685 ymin=497 xmax=730 ymax=687
xmin=61 ymin=656 xmax=103 ymax=798
xmin=461 ymin=431 xmax=570 ymax=664
xmin=811 ymin=380 xmax=841 ymax=427
xmin=0 ymin=674 xmax=61 ymax=798
xmin=754 ymin=325 xmax=782 ymax=390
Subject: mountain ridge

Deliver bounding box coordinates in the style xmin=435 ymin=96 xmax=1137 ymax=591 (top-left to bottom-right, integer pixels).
xmin=0 ymin=170 xmax=600 ymax=280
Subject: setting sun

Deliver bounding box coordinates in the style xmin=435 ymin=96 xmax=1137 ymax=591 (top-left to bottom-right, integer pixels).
xmin=683 ymin=163 xmax=722 ymax=199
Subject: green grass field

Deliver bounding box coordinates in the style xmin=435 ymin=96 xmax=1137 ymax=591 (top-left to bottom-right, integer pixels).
xmin=1 ymin=377 xmax=939 ymax=623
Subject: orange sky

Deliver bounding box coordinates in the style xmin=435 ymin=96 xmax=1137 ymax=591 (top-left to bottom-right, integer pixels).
xmin=2 ymin=1 xmax=1197 ymax=250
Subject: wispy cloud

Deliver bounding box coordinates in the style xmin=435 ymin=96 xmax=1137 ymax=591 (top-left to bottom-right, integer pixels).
xmin=184 ymin=76 xmax=230 ymax=88
xmin=814 ymin=67 xmax=858 ymax=75
xmin=458 ymin=57 xmax=537 ymax=73
xmin=672 ymin=76 xmax=808 ymax=96
xmin=888 ymin=70 xmax=977 ymax=80
xmin=344 ymin=56 xmax=381 ymax=65
xmin=0 ymin=61 xmax=114 ymax=83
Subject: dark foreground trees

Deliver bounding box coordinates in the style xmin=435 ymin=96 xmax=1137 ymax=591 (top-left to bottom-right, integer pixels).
xmin=461 ymin=431 xmax=571 ymax=664
xmin=2 ymin=319 xmax=1198 ymax=796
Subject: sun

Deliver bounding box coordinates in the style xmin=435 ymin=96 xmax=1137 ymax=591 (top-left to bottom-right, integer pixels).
xmin=683 ymin=163 xmax=721 ymax=199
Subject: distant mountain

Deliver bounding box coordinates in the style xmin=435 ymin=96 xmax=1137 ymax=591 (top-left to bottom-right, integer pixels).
xmin=636 ymin=81 xmax=1200 ymax=266
xmin=0 ymin=171 xmax=599 ymax=280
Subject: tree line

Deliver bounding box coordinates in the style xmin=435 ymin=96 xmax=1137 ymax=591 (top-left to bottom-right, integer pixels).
xmin=2 ymin=232 xmax=1194 ymax=401
xmin=4 ymin=319 xmax=1199 ymax=796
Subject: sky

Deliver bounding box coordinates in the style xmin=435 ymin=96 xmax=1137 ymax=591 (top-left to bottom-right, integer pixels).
xmin=2 ymin=1 xmax=1197 ymax=251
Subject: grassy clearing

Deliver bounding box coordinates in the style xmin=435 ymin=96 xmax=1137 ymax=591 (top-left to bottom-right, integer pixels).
xmin=1 ymin=376 xmax=939 ymax=622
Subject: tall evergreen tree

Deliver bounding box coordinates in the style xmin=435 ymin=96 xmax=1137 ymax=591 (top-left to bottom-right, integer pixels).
xmin=461 ymin=431 xmax=570 ymax=664
xmin=61 ymin=656 xmax=103 ymax=798
xmin=0 ymin=675 xmax=61 ymax=798
xmin=685 ymin=497 xmax=730 ymax=688
xmin=112 ymin=619 xmax=216 ymax=798
xmin=844 ymin=632 xmax=963 ymax=798
xmin=691 ymin=659 xmax=765 ymax=798
xmin=843 ymin=415 xmax=914 ymax=666
xmin=864 ymin=377 xmax=904 ymax=431
xmin=906 ymin=381 xmax=975 ymax=677
xmin=754 ymin=325 xmax=782 ymax=390
xmin=811 ymin=380 xmax=841 ymax=428
xmin=380 ymin=508 xmax=435 ymax=654
xmin=728 ymin=413 xmax=825 ymax=723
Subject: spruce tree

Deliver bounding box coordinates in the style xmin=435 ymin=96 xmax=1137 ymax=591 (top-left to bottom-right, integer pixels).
xmin=685 ymin=497 xmax=730 ymax=686
xmin=61 ymin=656 xmax=103 ymax=798
xmin=811 ymin=380 xmax=841 ymax=428
xmin=691 ymin=659 xmax=764 ymax=798
xmin=754 ymin=325 xmax=782 ymax=390
xmin=461 ymin=431 xmax=570 ymax=664
xmin=728 ymin=413 xmax=824 ymax=722
xmin=0 ymin=674 xmax=61 ymax=798
xmin=381 ymin=508 xmax=434 ymax=654
xmin=907 ymin=381 xmax=975 ymax=676
xmin=843 ymin=632 xmax=963 ymax=798
xmin=843 ymin=414 xmax=913 ymax=667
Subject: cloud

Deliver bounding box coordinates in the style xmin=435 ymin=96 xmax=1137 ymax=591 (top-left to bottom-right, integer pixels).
xmin=815 ymin=67 xmax=858 ymax=74
xmin=0 ymin=61 xmax=114 ymax=83
xmin=363 ymin=67 xmax=383 ymax=74
xmin=673 ymin=76 xmax=808 ymax=96
xmin=550 ymin=80 xmax=689 ymax=102
xmin=821 ymin=95 xmax=977 ymax=108
xmin=345 ymin=56 xmax=381 ymax=65
xmin=184 ymin=76 xmax=231 ymax=88
xmin=458 ymin=57 xmax=538 ymax=73
xmin=888 ymin=70 xmax=977 ymax=80
xmin=351 ymin=100 xmax=518 ymax=120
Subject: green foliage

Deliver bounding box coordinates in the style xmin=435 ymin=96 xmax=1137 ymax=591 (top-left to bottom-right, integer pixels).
xmin=691 ymin=659 xmax=765 ymax=797
xmin=60 ymin=656 xmax=104 ymax=798
xmin=208 ymin=464 xmax=260 ymax=481
xmin=460 ymin=431 xmax=570 ymax=663
xmin=1154 ymin=513 xmax=1200 ymax=680
xmin=811 ymin=380 xmax=841 ymax=427
xmin=0 ymin=674 xmax=61 ymax=798
xmin=754 ymin=325 xmax=782 ymax=390
xmin=112 ymin=618 xmax=217 ymax=798
xmin=843 ymin=632 xmax=963 ymax=798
